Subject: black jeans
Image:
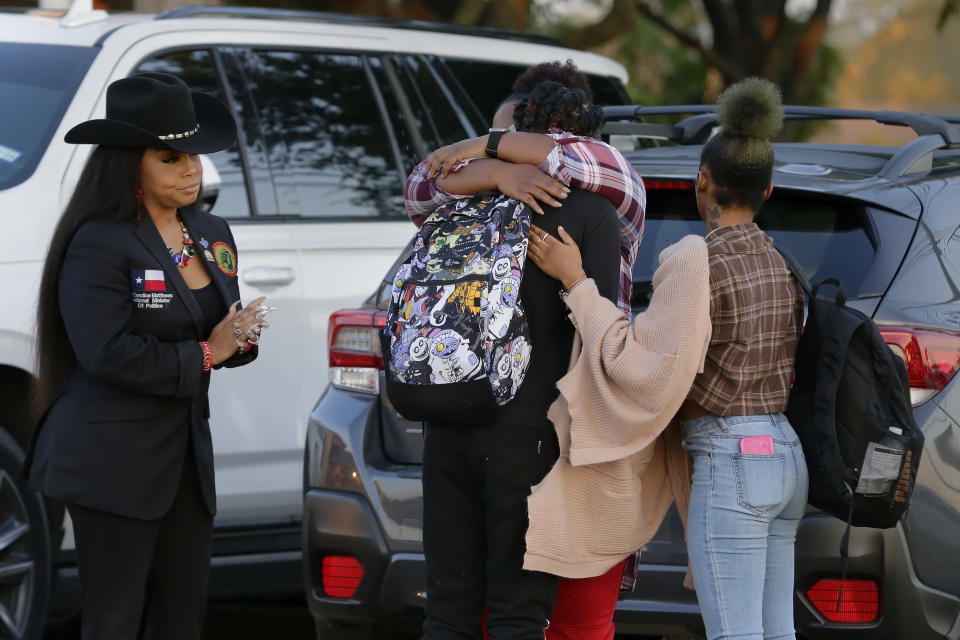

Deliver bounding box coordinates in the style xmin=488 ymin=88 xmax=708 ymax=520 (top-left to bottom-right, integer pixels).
xmin=421 ymin=421 xmax=560 ymax=640
xmin=66 ymin=457 xmax=213 ymax=640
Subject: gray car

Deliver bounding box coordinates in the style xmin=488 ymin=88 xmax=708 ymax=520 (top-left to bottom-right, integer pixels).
xmin=303 ymin=106 xmax=960 ymax=639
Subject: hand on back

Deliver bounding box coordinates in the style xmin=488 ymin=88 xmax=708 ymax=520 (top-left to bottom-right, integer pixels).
xmin=527 ymin=224 xmax=586 ymax=290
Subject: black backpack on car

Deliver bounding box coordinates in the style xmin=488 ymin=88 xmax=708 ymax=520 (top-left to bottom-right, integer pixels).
xmin=777 ymin=247 xmax=923 ymax=530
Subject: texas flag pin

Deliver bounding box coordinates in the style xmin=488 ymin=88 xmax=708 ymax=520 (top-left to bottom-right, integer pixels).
xmin=131 ymin=269 xmax=166 ymax=292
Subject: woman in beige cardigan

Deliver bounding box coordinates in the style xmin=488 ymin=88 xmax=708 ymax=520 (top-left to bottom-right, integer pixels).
xmin=524 ymin=224 xmax=712 ymax=638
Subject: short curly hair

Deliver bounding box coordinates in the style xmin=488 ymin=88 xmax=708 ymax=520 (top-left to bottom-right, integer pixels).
xmin=511 ymin=59 xmax=592 ymax=101
xmin=513 ymin=80 xmax=603 ymax=137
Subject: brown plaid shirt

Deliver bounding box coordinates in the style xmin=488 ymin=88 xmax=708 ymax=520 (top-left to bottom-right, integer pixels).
xmin=686 ymin=224 xmax=804 ymax=416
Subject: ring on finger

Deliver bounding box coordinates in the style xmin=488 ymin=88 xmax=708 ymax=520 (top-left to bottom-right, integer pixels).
xmin=247 ymin=333 xmax=261 ymax=345
xmin=541 ymin=232 xmax=548 ymax=243
xmin=233 ymin=327 xmax=242 ymax=337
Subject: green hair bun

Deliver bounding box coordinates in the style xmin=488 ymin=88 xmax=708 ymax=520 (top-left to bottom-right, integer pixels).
xmin=716 ymin=77 xmax=783 ymax=140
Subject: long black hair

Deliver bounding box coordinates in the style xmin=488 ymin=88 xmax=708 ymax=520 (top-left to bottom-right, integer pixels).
xmin=700 ymin=77 xmax=783 ymax=212
xmin=513 ymin=80 xmax=603 ymax=137
xmin=33 ymin=146 xmax=143 ymax=417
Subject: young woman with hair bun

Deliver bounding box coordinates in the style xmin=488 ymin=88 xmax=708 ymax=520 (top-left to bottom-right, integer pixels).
xmin=527 ymin=77 xmax=807 ymax=640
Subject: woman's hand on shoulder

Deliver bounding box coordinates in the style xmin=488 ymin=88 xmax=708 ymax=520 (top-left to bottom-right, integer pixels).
xmin=527 ymin=224 xmax=586 ymax=290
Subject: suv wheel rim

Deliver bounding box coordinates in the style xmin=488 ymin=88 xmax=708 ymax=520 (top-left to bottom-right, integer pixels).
xmin=0 ymin=470 xmax=34 ymax=639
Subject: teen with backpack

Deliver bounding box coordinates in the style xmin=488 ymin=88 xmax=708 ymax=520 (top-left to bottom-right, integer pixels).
xmin=394 ymin=75 xmax=644 ymax=639
xmin=673 ymin=78 xmax=808 ymax=640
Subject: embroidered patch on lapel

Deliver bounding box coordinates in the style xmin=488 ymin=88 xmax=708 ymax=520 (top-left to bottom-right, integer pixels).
xmin=212 ymin=242 xmax=237 ymax=276
xmin=130 ymin=269 xmax=174 ymax=310
xmin=131 ymin=269 xmax=165 ymax=292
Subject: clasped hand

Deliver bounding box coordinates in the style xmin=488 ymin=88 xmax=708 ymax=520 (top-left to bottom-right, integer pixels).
xmin=208 ymin=297 xmax=272 ymax=365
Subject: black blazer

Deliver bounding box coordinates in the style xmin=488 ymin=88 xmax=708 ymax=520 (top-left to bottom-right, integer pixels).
xmin=26 ymin=205 xmax=256 ymax=519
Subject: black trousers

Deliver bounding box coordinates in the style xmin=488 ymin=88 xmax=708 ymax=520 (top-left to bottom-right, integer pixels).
xmin=421 ymin=421 xmax=560 ymax=640
xmin=66 ymin=458 xmax=213 ymax=640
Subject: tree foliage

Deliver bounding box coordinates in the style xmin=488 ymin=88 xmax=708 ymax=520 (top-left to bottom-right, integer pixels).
xmin=225 ymin=0 xmax=952 ymax=121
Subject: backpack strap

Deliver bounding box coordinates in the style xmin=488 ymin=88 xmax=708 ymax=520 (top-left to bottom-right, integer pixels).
xmin=812 ymin=278 xmax=847 ymax=306
xmin=772 ymin=240 xmax=813 ymax=298
xmin=809 ymin=299 xmax=863 ymax=496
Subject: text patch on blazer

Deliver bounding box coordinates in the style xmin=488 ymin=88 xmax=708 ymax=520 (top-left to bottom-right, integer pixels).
xmin=131 ymin=269 xmax=173 ymax=309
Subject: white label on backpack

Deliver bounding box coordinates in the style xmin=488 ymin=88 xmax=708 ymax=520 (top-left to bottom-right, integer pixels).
xmin=855 ymin=442 xmax=903 ymax=496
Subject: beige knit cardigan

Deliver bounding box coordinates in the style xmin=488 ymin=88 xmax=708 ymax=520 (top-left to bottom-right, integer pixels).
xmin=523 ymin=234 xmax=711 ymax=582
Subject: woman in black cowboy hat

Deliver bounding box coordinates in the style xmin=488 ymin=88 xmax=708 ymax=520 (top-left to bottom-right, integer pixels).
xmin=25 ymin=72 xmax=270 ymax=639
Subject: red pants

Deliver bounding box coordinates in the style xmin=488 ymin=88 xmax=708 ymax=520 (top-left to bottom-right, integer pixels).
xmin=546 ymin=558 xmax=627 ymax=640
xmin=482 ymin=558 xmax=627 ymax=640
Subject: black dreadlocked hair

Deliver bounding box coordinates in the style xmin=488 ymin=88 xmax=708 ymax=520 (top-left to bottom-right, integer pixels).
xmin=701 ymin=77 xmax=784 ymax=213
xmin=513 ymin=80 xmax=603 ymax=138
xmin=511 ymin=59 xmax=592 ymax=100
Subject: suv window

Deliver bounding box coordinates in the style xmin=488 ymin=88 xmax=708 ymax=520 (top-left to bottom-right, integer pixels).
xmin=382 ymin=55 xmax=471 ymax=155
xmin=441 ymin=58 xmax=628 ymax=128
xmin=228 ymin=49 xmax=406 ymax=219
xmin=136 ymin=49 xmax=251 ymax=218
xmin=0 ymin=43 xmax=97 ymax=191
xmin=632 ymin=188 xmax=877 ymax=307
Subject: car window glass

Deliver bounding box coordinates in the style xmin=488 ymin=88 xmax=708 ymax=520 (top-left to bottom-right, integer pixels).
xmin=0 ymin=43 xmax=96 ymax=191
xmin=441 ymin=58 xmax=524 ymax=129
xmin=589 ymin=75 xmax=630 ymax=105
xmin=631 ymin=188 xmax=876 ymax=307
xmin=367 ymin=57 xmax=425 ymax=175
xmin=136 ymin=49 xmax=251 ymax=218
xmin=395 ymin=56 xmax=470 ymax=148
xmin=442 ymin=58 xmax=628 ymax=129
xmin=231 ymin=49 xmax=406 ymax=219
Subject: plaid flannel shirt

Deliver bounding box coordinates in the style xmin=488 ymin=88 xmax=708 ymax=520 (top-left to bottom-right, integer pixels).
xmin=686 ymin=224 xmax=805 ymax=416
xmin=403 ymin=131 xmax=646 ymax=314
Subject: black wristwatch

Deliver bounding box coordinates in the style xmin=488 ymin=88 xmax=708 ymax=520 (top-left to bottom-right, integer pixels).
xmin=485 ymin=128 xmax=509 ymax=159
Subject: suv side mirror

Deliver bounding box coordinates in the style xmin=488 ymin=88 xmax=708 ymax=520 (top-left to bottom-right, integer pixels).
xmin=199 ymin=154 xmax=221 ymax=212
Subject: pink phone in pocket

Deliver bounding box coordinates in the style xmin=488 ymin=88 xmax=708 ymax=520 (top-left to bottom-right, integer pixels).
xmin=740 ymin=435 xmax=775 ymax=455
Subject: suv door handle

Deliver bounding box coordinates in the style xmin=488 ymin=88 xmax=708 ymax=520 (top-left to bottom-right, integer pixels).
xmin=242 ymin=266 xmax=296 ymax=287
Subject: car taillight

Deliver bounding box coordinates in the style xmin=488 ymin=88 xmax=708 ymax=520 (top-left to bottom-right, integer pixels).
xmin=643 ymin=178 xmax=694 ymax=190
xmin=321 ymin=556 xmax=364 ymax=599
xmin=880 ymin=326 xmax=960 ymax=406
xmin=806 ymin=578 xmax=880 ymax=624
xmin=328 ymin=309 xmax=386 ymax=395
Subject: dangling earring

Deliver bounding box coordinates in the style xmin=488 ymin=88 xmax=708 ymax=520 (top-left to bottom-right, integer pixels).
xmin=135 ymin=186 xmax=143 ymax=222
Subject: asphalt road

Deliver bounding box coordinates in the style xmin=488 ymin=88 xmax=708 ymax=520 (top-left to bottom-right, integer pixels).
xmin=44 ymin=601 xmax=680 ymax=639
xmin=44 ymin=599 xmax=316 ymax=640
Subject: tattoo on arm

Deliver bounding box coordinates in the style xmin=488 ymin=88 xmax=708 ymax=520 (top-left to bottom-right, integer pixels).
xmin=707 ymin=205 xmax=721 ymax=231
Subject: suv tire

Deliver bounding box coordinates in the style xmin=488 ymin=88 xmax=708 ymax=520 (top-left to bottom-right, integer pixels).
xmin=0 ymin=428 xmax=52 ymax=640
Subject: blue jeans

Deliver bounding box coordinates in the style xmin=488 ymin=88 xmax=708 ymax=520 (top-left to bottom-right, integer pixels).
xmin=681 ymin=413 xmax=809 ymax=640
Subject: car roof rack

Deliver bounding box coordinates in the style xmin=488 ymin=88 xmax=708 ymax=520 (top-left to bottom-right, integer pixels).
xmin=601 ymin=105 xmax=960 ymax=178
xmin=154 ymin=6 xmax=561 ymax=47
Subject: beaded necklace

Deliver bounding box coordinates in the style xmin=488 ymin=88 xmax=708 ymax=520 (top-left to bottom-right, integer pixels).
xmin=168 ymin=213 xmax=196 ymax=268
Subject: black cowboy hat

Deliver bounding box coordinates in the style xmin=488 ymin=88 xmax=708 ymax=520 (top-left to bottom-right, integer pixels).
xmin=64 ymin=72 xmax=236 ymax=154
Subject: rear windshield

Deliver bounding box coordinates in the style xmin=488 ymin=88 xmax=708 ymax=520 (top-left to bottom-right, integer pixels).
xmin=0 ymin=43 xmax=97 ymax=190
xmin=632 ymin=187 xmax=876 ymax=308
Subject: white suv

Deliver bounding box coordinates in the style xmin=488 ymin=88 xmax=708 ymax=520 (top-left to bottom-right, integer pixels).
xmin=0 ymin=3 xmax=628 ymax=636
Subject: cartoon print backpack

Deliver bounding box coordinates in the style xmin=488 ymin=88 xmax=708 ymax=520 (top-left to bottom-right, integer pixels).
xmin=381 ymin=193 xmax=533 ymax=425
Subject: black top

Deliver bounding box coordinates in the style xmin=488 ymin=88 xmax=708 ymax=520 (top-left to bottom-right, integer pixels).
xmin=497 ymin=190 xmax=622 ymax=429
xmin=191 ymin=281 xmax=222 ymax=340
